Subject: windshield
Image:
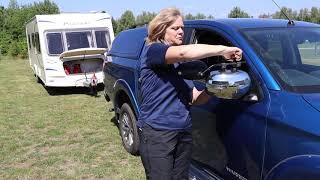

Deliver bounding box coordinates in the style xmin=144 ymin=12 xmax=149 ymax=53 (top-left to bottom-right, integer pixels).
xmin=243 ymin=27 xmax=320 ymax=93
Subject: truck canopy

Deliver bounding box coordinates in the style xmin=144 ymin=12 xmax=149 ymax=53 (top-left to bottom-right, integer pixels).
xmin=108 ymin=27 xmax=147 ymax=60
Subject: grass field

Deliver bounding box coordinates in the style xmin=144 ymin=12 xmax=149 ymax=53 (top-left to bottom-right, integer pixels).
xmin=0 ymin=57 xmax=145 ymax=179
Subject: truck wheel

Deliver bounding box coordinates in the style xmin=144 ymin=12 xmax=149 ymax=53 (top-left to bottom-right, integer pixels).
xmin=119 ymin=103 xmax=139 ymax=155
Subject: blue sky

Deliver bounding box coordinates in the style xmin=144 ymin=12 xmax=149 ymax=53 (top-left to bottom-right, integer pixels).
xmin=1 ymin=0 xmax=320 ymax=19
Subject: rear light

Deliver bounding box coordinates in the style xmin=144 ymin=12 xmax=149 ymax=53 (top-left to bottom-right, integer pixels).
xmin=63 ymin=64 xmax=71 ymax=75
xmin=73 ymin=64 xmax=82 ymax=74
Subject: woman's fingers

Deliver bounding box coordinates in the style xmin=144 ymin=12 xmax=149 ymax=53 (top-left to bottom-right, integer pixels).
xmin=229 ymin=47 xmax=242 ymax=61
xmin=221 ymin=47 xmax=243 ymax=61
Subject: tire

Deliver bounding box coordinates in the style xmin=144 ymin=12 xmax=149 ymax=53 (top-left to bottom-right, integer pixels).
xmin=119 ymin=103 xmax=139 ymax=155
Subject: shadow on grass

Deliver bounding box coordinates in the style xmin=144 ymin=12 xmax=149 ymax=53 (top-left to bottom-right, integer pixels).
xmin=44 ymin=83 xmax=105 ymax=97
xmin=110 ymin=116 xmax=121 ymax=138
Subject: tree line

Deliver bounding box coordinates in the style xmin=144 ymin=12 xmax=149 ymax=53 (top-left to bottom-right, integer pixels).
xmin=259 ymin=6 xmax=320 ymax=23
xmin=0 ymin=0 xmax=59 ymax=58
xmin=1 ymin=0 xmax=320 ymax=58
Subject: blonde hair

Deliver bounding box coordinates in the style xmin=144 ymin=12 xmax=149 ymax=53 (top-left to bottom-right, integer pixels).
xmin=146 ymin=7 xmax=183 ymax=44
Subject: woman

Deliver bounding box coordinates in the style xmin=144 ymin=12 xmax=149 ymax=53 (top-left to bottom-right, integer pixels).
xmin=137 ymin=7 xmax=242 ymax=179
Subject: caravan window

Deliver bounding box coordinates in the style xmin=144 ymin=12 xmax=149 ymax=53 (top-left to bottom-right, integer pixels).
xmin=95 ymin=30 xmax=110 ymax=49
xmin=27 ymin=34 xmax=32 ymax=49
xmin=46 ymin=33 xmax=64 ymax=55
xmin=66 ymin=31 xmax=91 ymax=50
xmin=34 ymin=32 xmax=41 ymax=54
xmin=31 ymin=33 xmax=36 ymax=48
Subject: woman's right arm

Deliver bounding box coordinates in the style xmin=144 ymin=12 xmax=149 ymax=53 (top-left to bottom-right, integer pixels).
xmin=165 ymin=44 xmax=242 ymax=64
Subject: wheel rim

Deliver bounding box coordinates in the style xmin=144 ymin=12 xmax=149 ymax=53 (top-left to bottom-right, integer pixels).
xmin=121 ymin=112 xmax=133 ymax=147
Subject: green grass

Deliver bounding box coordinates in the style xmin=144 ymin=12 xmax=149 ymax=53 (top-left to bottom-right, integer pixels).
xmin=0 ymin=57 xmax=145 ymax=179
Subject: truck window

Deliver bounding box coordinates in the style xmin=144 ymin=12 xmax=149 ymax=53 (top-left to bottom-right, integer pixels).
xmin=182 ymin=28 xmax=196 ymax=45
xmin=95 ymin=30 xmax=111 ymax=49
xmin=194 ymin=29 xmax=233 ymax=64
xmin=66 ymin=31 xmax=91 ymax=50
xmin=46 ymin=32 xmax=64 ymax=55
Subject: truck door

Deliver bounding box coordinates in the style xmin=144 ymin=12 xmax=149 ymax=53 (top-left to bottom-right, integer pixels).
xmin=184 ymin=26 xmax=270 ymax=180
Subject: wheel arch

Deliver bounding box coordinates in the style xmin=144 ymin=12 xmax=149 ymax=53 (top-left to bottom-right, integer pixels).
xmin=113 ymin=79 xmax=139 ymax=119
xmin=265 ymin=154 xmax=320 ymax=180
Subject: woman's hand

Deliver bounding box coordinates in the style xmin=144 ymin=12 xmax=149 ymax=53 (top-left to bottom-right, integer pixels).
xmin=222 ymin=47 xmax=243 ymax=61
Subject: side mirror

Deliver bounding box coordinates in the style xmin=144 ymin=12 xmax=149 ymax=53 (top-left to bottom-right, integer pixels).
xmin=206 ymin=69 xmax=251 ymax=99
xmin=175 ymin=60 xmax=208 ymax=80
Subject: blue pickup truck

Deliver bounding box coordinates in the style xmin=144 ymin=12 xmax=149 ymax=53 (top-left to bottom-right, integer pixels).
xmin=103 ymin=19 xmax=320 ymax=180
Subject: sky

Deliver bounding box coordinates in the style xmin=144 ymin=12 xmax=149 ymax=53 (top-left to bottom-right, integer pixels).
xmin=1 ymin=0 xmax=320 ymax=19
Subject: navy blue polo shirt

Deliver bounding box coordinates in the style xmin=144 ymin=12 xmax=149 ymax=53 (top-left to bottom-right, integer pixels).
xmin=137 ymin=43 xmax=193 ymax=130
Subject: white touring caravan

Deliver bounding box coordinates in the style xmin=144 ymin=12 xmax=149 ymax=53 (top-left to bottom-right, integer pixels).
xmin=25 ymin=12 xmax=114 ymax=88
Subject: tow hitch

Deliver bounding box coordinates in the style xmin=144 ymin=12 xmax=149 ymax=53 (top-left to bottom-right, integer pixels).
xmin=83 ymin=72 xmax=98 ymax=96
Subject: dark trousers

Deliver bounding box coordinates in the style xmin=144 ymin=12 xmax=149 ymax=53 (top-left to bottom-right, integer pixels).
xmin=138 ymin=123 xmax=193 ymax=180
